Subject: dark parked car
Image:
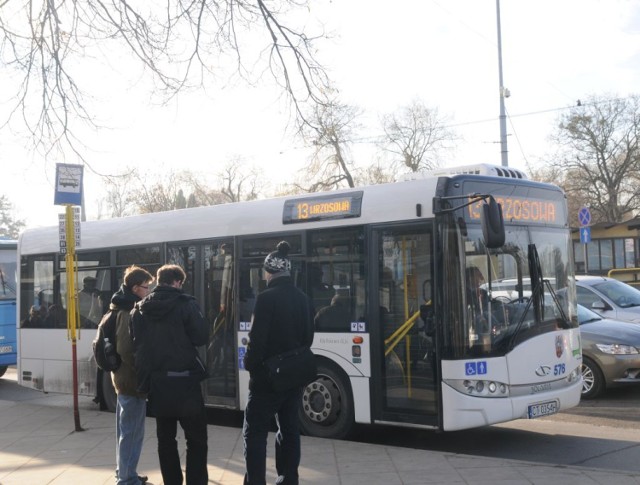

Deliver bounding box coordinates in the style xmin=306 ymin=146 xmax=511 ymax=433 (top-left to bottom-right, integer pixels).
xmin=578 ymin=304 xmax=640 ymax=398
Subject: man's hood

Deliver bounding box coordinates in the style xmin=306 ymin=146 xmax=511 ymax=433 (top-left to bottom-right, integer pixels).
xmin=136 ymin=285 xmax=194 ymax=319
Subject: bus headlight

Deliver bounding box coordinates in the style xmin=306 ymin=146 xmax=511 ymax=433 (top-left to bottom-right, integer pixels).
xmin=446 ymin=379 xmax=510 ymax=398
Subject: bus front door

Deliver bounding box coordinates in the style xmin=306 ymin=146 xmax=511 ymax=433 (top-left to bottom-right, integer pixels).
xmin=373 ymin=226 xmax=438 ymax=426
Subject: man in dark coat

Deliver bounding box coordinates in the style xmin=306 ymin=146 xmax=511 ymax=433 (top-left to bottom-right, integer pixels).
xmin=243 ymin=241 xmax=315 ymax=485
xmin=131 ymin=264 xmax=208 ymax=485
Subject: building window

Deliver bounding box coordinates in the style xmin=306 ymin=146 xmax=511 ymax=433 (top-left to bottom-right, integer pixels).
xmin=600 ymin=240 xmax=613 ymax=271
xmin=587 ymin=242 xmax=600 ymax=272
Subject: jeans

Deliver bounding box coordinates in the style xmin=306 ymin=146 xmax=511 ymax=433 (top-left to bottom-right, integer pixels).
xmin=116 ymin=394 xmax=147 ymax=485
xmin=243 ymin=388 xmax=302 ymax=485
xmin=156 ymin=409 xmax=208 ymax=485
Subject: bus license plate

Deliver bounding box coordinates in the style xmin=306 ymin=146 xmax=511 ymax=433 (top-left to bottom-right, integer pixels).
xmin=0 ymin=345 xmax=12 ymax=354
xmin=528 ymin=400 xmax=558 ymax=419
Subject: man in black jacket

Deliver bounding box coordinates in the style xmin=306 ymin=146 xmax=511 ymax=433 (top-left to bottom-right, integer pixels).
xmin=131 ymin=264 xmax=208 ymax=485
xmin=243 ymin=241 xmax=315 ymax=485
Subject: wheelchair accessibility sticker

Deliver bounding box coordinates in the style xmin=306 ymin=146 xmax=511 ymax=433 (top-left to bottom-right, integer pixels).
xmin=465 ymin=361 xmax=487 ymax=376
xmin=238 ymin=347 xmax=246 ymax=370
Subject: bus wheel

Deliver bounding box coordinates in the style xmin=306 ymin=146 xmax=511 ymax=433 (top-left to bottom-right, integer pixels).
xmin=299 ymin=363 xmax=354 ymax=439
xmin=581 ymin=357 xmax=604 ymax=399
xmin=0 ymin=366 xmax=7 ymax=378
xmin=101 ymin=371 xmax=117 ymax=412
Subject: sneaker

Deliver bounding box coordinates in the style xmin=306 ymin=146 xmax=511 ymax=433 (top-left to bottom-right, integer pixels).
xmin=138 ymin=476 xmax=148 ymax=483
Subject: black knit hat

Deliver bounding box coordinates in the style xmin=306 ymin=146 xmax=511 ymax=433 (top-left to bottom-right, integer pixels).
xmin=263 ymin=241 xmax=292 ymax=274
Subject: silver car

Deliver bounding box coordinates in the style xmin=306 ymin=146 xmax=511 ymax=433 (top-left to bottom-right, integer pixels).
xmin=575 ymin=275 xmax=640 ymax=323
xmin=578 ymin=304 xmax=640 ymax=398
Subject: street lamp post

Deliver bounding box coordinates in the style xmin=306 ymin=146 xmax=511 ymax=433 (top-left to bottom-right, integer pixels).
xmin=496 ymin=0 xmax=509 ymax=167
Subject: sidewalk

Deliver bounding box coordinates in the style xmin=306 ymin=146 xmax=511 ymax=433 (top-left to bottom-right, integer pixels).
xmin=1 ymin=375 xmax=640 ymax=484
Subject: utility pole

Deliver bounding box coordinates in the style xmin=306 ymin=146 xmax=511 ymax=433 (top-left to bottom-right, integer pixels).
xmin=496 ymin=0 xmax=509 ymax=167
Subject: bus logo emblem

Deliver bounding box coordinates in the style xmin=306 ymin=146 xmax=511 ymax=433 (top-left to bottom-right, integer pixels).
xmin=555 ymin=335 xmax=564 ymax=358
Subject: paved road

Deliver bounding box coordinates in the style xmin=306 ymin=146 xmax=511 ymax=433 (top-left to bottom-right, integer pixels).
xmin=4 ymin=367 xmax=640 ymax=475
xmin=346 ymin=386 xmax=640 ymax=472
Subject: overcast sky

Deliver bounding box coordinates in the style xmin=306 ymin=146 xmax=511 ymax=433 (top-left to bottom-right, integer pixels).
xmin=2 ymin=0 xmax=639 ymax=228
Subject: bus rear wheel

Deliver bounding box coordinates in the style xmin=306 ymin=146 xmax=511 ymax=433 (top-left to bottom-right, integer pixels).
xmin=299 ymin=363 xmax=354 ymax=439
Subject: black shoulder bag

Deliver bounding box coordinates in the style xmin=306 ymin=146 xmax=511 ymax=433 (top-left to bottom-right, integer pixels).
xmin=264 ymin=346 xmax=317 ymax=392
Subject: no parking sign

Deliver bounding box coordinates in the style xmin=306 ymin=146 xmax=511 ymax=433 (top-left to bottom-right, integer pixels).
xmin=578 ymin=206 xmax=591 ymax=227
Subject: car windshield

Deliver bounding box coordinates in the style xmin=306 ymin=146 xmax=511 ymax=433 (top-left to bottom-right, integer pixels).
xmin=577 ymin=304 xmax=602 ymax=325
xmin=591 ymin=280 xmax=640 ymax=308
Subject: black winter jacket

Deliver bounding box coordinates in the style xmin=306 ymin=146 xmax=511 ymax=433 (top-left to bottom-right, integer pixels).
xmin=243 ymin=274 xmax=315 ymax=392
xmin=130 ymin=285 xmax=208 ymax=394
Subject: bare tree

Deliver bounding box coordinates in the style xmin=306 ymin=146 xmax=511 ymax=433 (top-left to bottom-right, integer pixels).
xmin=0 ymin=196 xmax=25 ymax=239
xmin=381 ymin=99 xmax=456 ymax=173
xmin=357 ymin=160 xmax=396 ymax=186
xmin=180 ymin=174 xmax=228 ymax=207
xmin=1 ymin=1 xmax=329 ymax=161
xmin=527 ymin=163 xmax=586 ymax=224
xmin=297 ymin=97 xmax=361 ymax=192
xmin=136 ymin=176 xmax=186 ymax=214
xmin=101 ymin=170 xmax=140 ymax=219
xmin=552 ymin=95 xmax=640 ymax=223
xmin=219 ymin=159 xmax=261 ymax=202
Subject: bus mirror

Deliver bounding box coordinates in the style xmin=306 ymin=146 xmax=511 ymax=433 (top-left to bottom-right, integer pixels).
xmin=481 ymin=197 xmax=505 ymax=248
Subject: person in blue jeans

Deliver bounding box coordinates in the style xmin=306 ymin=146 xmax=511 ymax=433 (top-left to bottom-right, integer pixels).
xmin=242 ymin=241 xmax=315 ymax=485
xmin=110 ymin=265 xmax=154 ymax=485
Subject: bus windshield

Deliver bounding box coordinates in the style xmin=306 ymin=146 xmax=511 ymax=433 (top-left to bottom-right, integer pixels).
xmin=0 ymin=252 xmax=17 ymax=301
xmin=446 ymin=223 xmax=577 ymax=359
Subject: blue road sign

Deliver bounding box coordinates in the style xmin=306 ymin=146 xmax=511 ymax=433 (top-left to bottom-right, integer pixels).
xmin=580 ymin=227 xmax=591 ymax=244
xmin=578 ymin=207 xmax=591 ymax=227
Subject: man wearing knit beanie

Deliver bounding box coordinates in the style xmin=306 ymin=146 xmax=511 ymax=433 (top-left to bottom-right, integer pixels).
xmin=242 ymin=241 xmax=315 ymax=485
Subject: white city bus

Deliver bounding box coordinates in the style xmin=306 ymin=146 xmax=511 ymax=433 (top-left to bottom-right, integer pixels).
xmin=17 ymin=164 xmax=582 ymax=438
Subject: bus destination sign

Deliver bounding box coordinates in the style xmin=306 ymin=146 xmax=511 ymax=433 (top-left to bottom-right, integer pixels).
xmin=283 ymin=191 xmax=363 ymax=224
xmin=467 ymin=195 xmax=562 ymax=224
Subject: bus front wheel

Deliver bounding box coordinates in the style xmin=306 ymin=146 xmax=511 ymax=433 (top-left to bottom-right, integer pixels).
xmin=101 ymin=370 xmax=117 ymax=412
xmin=299 ymin=362 xmax=354 ymax=439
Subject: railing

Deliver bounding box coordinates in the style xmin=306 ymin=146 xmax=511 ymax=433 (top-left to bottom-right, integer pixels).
xmin=607 ymin=268 xmax=640 ymax=289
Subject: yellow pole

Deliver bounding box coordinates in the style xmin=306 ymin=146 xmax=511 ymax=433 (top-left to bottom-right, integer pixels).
xmin=65 ymin=205 xmax=83 ymax=432
xmin=402 ymin=238 xmax=412 ymax=397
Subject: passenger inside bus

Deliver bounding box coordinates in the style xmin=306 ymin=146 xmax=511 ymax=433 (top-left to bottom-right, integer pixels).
xmin=307 ymin=264 xmax=334 ymax=310
xmin=78 ymin=276 xmax=102 ymax=328
xmin=314 ymin=294 xmax=352 ymax=332
xmin=22 ymin=305 xmax=45 ymax=328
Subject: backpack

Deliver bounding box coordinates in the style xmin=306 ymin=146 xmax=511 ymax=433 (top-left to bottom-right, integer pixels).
xmin=92 ymin=310 xmax=122 ymax=372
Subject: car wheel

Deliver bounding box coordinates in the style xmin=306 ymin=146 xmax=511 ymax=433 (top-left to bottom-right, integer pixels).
xmin=299 ymin=361 xmax=354 ymax=439
xmin=581 ymin=357 xmax=604 ymax=399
